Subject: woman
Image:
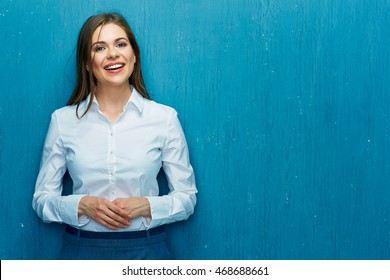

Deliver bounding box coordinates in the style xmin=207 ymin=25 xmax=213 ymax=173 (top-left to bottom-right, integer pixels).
xmin=32 ymin=12 xmax=197 ymax=260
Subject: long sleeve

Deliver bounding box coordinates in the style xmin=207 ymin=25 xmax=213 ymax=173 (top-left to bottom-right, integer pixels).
xmin=32 ymin=112 xmax=87 ymax=227
xmin=145 ymin=110 xmax=197 ymax=229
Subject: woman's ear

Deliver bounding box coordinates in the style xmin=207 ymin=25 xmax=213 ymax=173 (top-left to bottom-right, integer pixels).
xmin=86 ymin=63 xmax=90 ymax=71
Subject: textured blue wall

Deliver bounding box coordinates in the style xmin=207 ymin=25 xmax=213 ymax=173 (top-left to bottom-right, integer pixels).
xmin=1 ymin=0 xmax=389 ymax=259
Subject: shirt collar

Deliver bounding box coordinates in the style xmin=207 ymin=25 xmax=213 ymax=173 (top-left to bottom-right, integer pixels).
xmin=83 ymin=86 xmax=144 ymax=115
xmin=124 ymin=87 xmax=144 ymax=114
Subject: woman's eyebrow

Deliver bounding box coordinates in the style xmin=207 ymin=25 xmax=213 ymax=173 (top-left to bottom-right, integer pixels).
xmin=92 ymin=37 xmax=129 ymax=46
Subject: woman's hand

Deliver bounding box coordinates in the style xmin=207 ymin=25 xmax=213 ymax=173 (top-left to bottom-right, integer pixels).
xmin=78 ymin=196 xmax=131 ymax=230
xmin=112 ymin=197 xmax=151 ymax=220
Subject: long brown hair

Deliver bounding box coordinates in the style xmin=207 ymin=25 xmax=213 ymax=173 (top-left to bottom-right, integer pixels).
xmin=67 ymin=13 xmax=151 ymax=118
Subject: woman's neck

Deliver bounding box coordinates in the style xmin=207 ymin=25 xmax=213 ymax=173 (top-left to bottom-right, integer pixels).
xmin=95 ymin=83 xmax=133 ymax=122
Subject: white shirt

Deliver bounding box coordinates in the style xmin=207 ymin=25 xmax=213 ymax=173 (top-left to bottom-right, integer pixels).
xmin=32 ymin=89 xmax=197 ymax=232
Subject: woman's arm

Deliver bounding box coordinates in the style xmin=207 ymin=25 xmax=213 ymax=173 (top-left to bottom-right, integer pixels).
xmin=144 ymin=109 xmax=197 ymax=228
xmin=32 ymin=112 xmax=86 ymax=226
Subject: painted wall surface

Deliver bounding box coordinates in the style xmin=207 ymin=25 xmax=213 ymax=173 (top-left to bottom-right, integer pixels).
xmin=1 ymin=0 xmax=389 ymax=259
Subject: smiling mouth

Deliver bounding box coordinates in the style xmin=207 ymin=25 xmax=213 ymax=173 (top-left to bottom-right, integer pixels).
xmin=104 ymin=63 xmax=125 ymax=70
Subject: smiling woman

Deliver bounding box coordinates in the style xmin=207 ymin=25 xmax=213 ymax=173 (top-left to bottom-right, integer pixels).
xmin=67 ymin=13 xmax=150 ymax=119
xmin=90 ymin=24 xmax=136 ymax=92
xmin=32 ymin=12 xmax=197 ymax=260
xmin=89 ymin=23 xmax=137 ymax=122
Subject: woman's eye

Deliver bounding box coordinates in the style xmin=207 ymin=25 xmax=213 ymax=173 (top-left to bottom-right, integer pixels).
xmin=95 ymin=46 xmax=105 ymax=52
xmin=117 ymin=42 xmax=127 ymax=48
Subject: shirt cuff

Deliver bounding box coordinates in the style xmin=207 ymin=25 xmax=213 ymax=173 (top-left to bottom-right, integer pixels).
xmin=144 ymin=196 xmax=171 ymax=229
xmin=78 ymin=215 xmax=91 ymax=227
xmin=59 ymin=194 xmax=89 ymax=227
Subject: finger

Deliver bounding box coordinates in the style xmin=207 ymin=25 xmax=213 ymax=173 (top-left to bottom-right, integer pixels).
xmin=99 ymin=219 xmax=119 ymax=231
xmin=107 ymin=203 xmax=132 ymax=219
xmin=104 ymin=206 xmax=131 ymax=226
xmin=111 ymin=200 xmax=131 ymax=217
xmin=99 ymin=213 xmax=130 ymax=230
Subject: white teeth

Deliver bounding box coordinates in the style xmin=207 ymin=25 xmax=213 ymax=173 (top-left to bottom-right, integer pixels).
xmin=105 ymin=63 xmax=124 ymax=70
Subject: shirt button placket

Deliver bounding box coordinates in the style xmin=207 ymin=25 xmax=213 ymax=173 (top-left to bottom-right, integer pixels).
xmin=108 ymin=125 xmax=116 ymax=199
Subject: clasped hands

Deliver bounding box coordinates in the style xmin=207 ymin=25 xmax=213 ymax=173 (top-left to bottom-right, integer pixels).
xmin=78 ymin=196 xmax=151 ymax=230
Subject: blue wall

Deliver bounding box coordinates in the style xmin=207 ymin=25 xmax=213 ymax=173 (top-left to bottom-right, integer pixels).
xmin=1 ymin=0 xmax=389 ymax=259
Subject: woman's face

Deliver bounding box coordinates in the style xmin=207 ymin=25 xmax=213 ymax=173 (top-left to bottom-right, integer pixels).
xmin=89 ymin=23 xmax=136 ymax=89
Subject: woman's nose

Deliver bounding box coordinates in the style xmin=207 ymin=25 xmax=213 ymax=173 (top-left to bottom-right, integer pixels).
xmin=106 ymin=47 xmax=119 ymax=59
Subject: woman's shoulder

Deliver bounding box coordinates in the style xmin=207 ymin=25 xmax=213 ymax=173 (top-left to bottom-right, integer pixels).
xmin=144 ymin=98 xmax=177 ymax=116
xmin=52 ymin=104 xmax=79 ymax=118
xmin=132 ymin=88 xmax=177 ymax=116
xmin=51 ymin=102 xmax=87 ymax=125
